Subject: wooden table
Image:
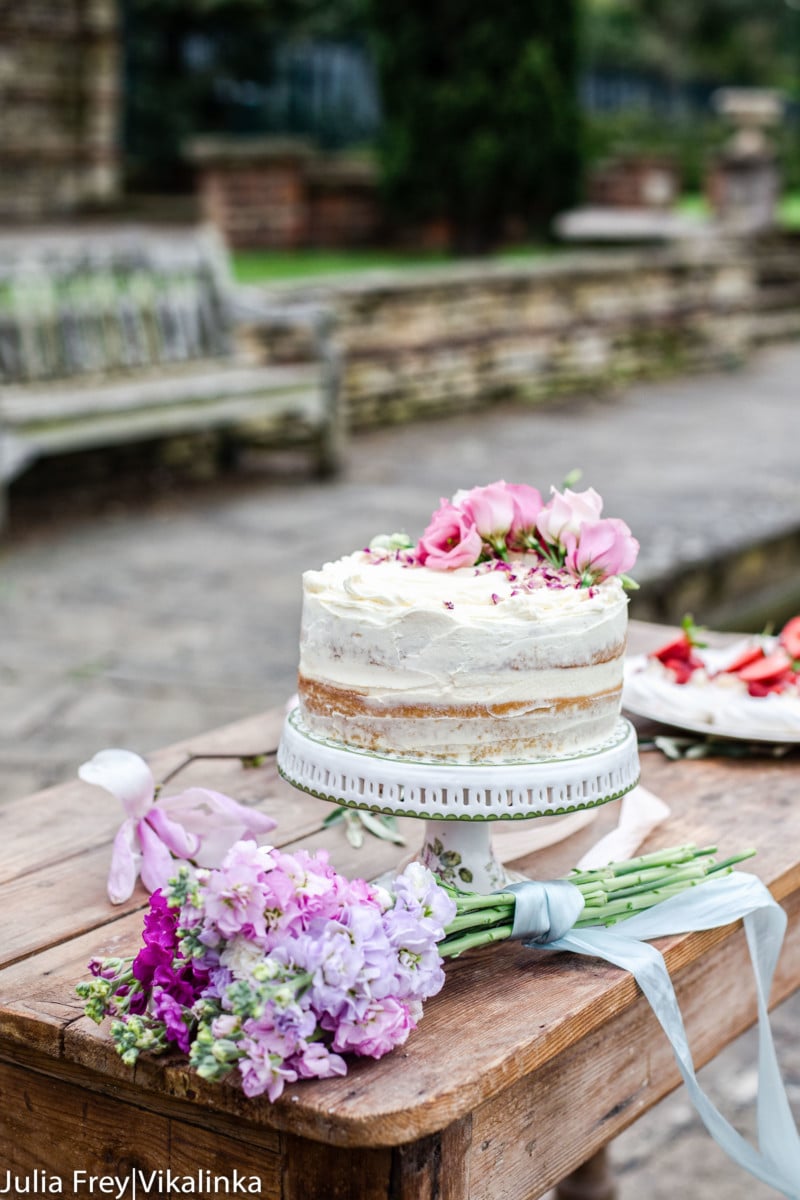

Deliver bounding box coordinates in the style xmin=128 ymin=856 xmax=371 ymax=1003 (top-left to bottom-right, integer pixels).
xmin=2 ymin=623 xmax=800 ymax=1200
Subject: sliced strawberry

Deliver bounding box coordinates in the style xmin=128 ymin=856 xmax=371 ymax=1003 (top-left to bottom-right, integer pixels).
xmin=660 ymin=655 xmax=702 ymax=684
xmin=747 ymin=679 xmax=789 ymax=697
xmin=652 ymin=635 xmax=689 ymax=662
xmin=737 ymin=649 xmax=792 ymax=683
xmin=652 ymin=616 xmax=707 ymax=666
xmin=779 ymin=615 xmax=800 ymax=660
xmin=719 ymin=645 xmax=765 ymax=674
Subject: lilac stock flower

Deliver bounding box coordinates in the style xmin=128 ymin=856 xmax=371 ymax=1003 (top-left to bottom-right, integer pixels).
xmin=332 ymin=996 xmax=417 ymax=1059
xmin=392 ymin=861 xmax=457 ymax=929
xmin=381 ymin=907 xmax=447 ymax=1000
xmin=78 ymin=749 xmax=276 ymax=904
xmin=294 ymin=1041 xmax=347 ymax=1081
xmin=238 ymin=1028 xmax=300 ymax=1101
xmin=81 ymin=847 xmax=453 ymax=1100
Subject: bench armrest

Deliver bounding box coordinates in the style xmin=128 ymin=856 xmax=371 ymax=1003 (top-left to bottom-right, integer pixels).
xmin=230 ymin=289 xmax=337 ymax=340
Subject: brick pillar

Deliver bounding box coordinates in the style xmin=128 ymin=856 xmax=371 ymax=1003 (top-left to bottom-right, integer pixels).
xmin=187 ymin=136 xmax=314 ymax=250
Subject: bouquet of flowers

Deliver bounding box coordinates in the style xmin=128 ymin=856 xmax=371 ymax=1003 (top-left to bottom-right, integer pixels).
xmin=78 ymin=841 xmax=753 ymax=1100
xmin=371 ymin=478 xmax=639 ymax=588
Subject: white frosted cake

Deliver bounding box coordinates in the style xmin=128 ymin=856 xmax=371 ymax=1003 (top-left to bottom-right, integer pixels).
xmin=296 ymin=481 xmax=639 ymax=764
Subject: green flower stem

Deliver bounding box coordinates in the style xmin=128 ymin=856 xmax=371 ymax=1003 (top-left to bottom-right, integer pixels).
xmin=708 ymin=852 xmax=756 ymax=873
xmin=588 ymin=862 xmax=708 ymax=893
xmin=439 ymin=923 xmax=515 ymax=959
xmin=569 ymin=845 xmax=716 ymax=884
xmin=445 ymin=905 xmax=514 ymax=934
xmin=592 ymin=864 xmax=710 ymax=899
xmin=447 ymin=889 xmax=517 ymax=912
xmin=439 ymin=846 xmax=757 ymax=954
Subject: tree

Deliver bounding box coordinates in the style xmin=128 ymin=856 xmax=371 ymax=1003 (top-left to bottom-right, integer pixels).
xmin=585 ymin=0 xmax=798 ymax=90
xmin=122 ymin=0 xmax=367 ymax=190
xmin=367 ymin=0 xmax=582 ymax=251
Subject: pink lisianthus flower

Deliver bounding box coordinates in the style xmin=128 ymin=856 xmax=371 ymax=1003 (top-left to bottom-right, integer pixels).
xmin=536 ymin=487 xmax=605 ymax=563
xmin=415 ymin=499 xmax=483 ymax=570
xmin=563 ymin=518 xmax=639 ymax=584
xmin=506 ymin=483 xmax=544 ymax=549
xmin=454 ymin=481 xmax=516 ymax=556
xmin=78 ymin=749 xmax=276 ymax=905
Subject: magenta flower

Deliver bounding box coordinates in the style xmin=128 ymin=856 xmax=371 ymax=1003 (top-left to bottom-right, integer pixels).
xmin=415 ymin=500 xmax=483 ymax=570
xmin=78 ymin=749 xmax=276 ymax=904
xmin=563 ymin=518 xmax=639 ymax=584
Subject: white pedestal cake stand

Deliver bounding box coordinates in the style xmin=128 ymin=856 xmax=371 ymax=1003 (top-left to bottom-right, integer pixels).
xmin=277 ymin=708 xmax=640 ymax=893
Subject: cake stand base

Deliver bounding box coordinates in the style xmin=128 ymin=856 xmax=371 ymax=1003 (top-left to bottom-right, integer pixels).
xmin=277 ymin=710 xmax=640 ymax=893
xmin=417 ymin=819 xmax=519 ymax=892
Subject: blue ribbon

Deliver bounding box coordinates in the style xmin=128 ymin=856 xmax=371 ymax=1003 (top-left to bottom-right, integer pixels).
xmin=508 ymin=874 xmax=800 ymax=1198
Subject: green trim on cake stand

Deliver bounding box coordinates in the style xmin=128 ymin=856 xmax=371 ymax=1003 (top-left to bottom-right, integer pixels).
xmin=277 ymin=709 xmax=640 ymax=893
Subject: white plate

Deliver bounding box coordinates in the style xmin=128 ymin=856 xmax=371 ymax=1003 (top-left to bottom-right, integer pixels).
xmin=623 ymin=652 xmax=800 ymax=744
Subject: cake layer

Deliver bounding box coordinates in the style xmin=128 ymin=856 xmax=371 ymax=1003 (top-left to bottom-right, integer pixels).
xmin=297 ymin=551 xmax=629 ymax=764
xmin=298 ymin=676 xmax=623 ymax=761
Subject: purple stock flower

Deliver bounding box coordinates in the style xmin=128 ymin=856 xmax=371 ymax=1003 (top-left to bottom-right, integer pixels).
xmin=152 ymin=991 xmax=193 ymax=1053
xmin=332 ymin=996 xmax=417 ymax=1059
xmin=82 ymin=842 xmax=454 ymax=1100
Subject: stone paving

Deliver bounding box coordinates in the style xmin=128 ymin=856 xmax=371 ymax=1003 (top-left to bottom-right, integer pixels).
xmin=2 ymin=341 xmax=800 ymax=1198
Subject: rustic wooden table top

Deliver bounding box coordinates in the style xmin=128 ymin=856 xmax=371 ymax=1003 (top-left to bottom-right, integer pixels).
xmin=2 ymin=621 xmax=800 ymax=1200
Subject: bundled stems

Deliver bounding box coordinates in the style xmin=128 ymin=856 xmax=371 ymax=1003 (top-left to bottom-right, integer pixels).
xmin=439 ymin=844 xmax=756 ymax=958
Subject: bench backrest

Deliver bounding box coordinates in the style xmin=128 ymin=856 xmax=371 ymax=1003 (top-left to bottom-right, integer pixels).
xmin=0 ymin=227 xmax=234 ymax=385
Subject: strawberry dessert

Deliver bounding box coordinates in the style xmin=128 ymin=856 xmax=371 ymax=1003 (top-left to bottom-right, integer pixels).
xmin=623 ymin=615 xmax=800 ymax=736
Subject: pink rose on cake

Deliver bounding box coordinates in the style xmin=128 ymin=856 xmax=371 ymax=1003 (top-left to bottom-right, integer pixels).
xmin=506 ymin=483 xmax=545 ymax=550
xmin=536 ymin=487 xmax=604 ymax=546
xmin=453 ymin=482 xmax=516 ymax=555
xmin=416 ymin=500 xmax=483 ymax=569
xmin=563 ymin=518 xmax=640 ymax=585
xmin=409 ymin=478 xmax=638 ymax=586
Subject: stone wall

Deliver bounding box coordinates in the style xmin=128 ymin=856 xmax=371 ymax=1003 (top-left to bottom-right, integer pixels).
xmin=749 ymin=231 xmax=800 ymax=343
xmin=250 ymin=244 xmax=755 ymax=430
xmin=0 ymin=0 xmax=120 ymax=222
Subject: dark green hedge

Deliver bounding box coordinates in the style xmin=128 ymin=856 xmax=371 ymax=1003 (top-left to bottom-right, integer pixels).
xmin=367 ymin=0 xmax=582 ymax=250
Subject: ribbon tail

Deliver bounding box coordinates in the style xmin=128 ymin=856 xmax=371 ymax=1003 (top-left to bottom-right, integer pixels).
xmin=745 ymin=910 xmax=800 ymax=1177
xmin=547 ymin=893 xmax=800 ymax=1198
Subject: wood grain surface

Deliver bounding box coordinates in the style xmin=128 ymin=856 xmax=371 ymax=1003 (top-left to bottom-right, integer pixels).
xmin=2 ymin=622 xmax=798 ymax=1199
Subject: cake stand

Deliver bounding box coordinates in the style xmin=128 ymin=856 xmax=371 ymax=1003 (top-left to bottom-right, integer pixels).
xmin=277 ymin=708 xmax=640 ymax=893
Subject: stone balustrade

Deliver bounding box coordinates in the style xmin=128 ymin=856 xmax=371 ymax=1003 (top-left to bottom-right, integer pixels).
xmin=251 ymin=244 xmax=756 ymax=430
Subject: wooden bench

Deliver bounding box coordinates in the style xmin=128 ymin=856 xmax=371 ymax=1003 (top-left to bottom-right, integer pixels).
xmin=2 ymin=622 xmax=799 ymax=1198
xmin=0 ymin=226 xmax=345 ymax=529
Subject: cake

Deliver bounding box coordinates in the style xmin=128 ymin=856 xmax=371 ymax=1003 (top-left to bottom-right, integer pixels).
xmin=296 ymin=480 xmax=639 ymax=764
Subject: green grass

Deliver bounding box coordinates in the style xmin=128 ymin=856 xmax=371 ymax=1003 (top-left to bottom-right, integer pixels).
xmin=779 ymin=192 xmax=800 ymax=229
xmin=675 ymin=194 xmax=711 ymax=218
xmin=231 ymin=248 xmax=454 ymax=284
xmin=231 ymin=243 xmax=558 ymax=284
xmin=231 ymin=193 xmax=800 ymax=285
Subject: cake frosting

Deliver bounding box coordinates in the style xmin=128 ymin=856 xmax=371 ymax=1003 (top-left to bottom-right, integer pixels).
xmin=296 ymin=480 xmax=639 ymax=764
